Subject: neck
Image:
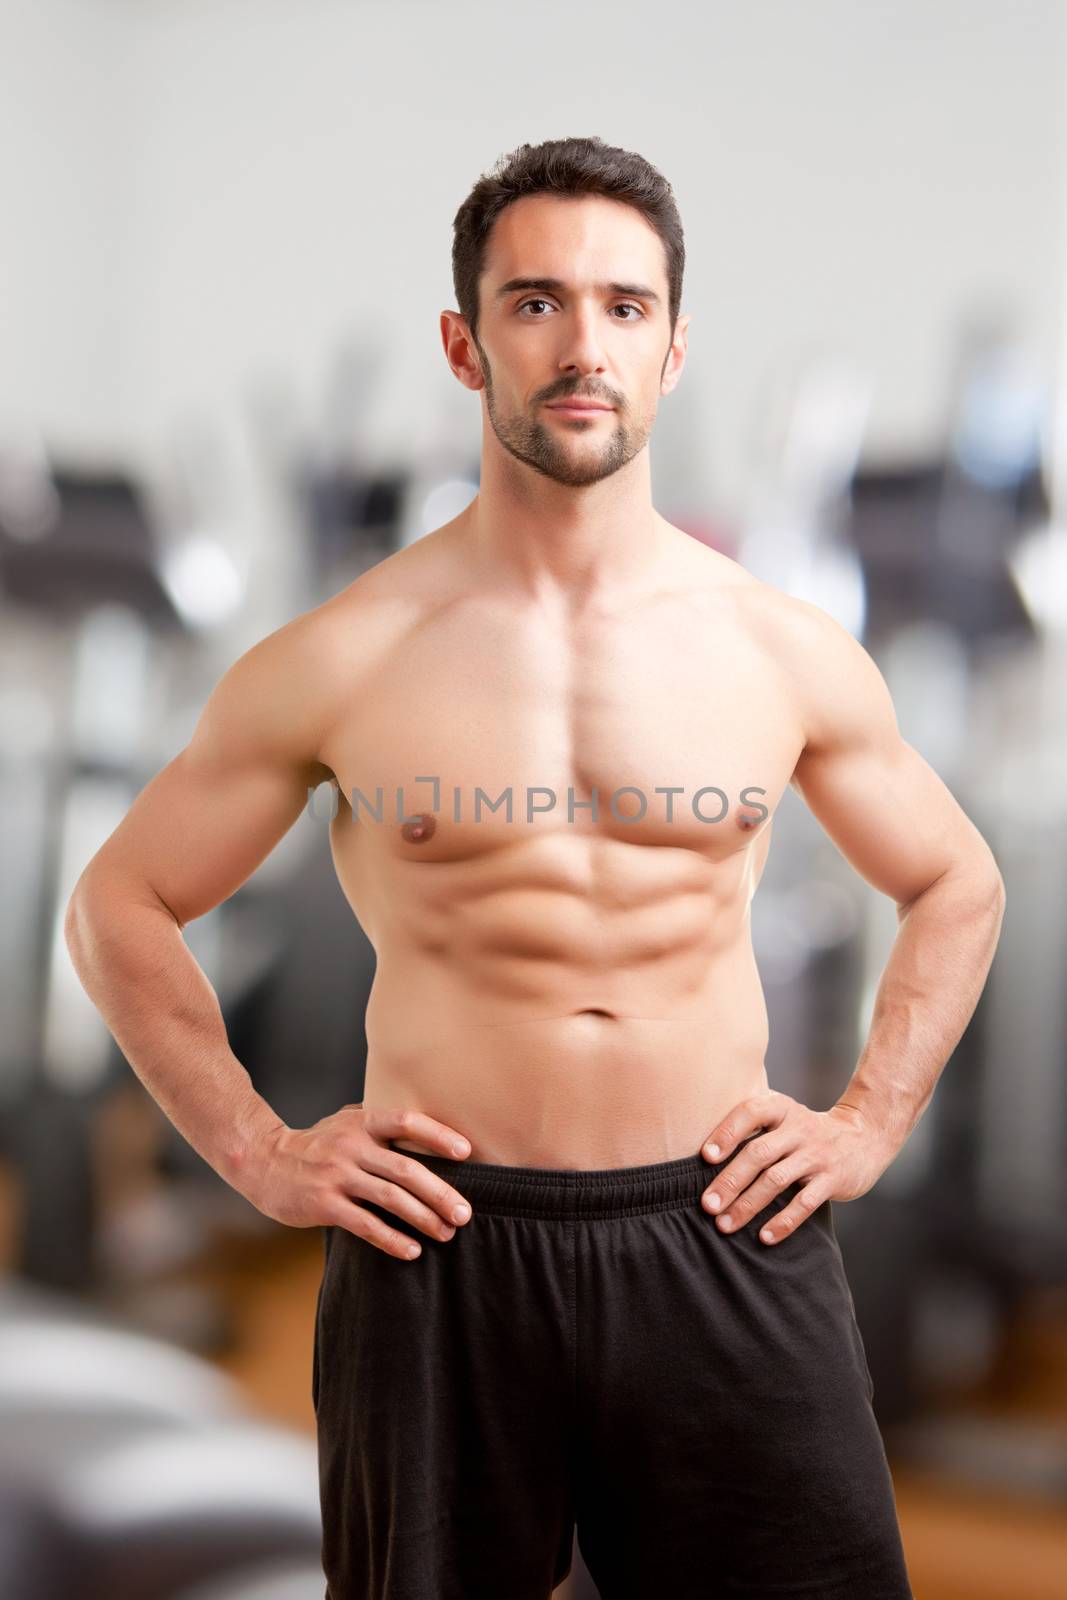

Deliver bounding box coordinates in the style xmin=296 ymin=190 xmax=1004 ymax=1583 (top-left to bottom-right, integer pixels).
xmin=461 ymin=444 xmax=670 ymax=609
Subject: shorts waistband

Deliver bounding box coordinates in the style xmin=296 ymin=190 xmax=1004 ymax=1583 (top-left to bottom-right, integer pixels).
xmin=389 ymin=1137 xmax=757 ymax=1221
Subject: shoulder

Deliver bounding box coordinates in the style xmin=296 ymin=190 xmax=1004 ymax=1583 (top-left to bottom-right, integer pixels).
xmin=666 ymin=538 xmax=897 ymax=756
xmin=658 ymin=519 xmax=762 ymax=599
xmin=740 ymin=584 xmax=861 ymax=662
xmin=247 ymin=531 xmax=449 ymax=681
xmin=663 ymin=529 xmax=813 ymax=652
xmin=739 ymin=588 xmax=897 ymax=756
xmin=202 ymin=552 xmax=426 ymax=775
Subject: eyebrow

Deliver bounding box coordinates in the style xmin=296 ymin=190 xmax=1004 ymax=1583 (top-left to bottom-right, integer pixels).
xmin=494 ymin=276 xmax=662 ymax=308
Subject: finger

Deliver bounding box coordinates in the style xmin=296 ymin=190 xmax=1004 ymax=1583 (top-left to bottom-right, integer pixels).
xmin=701 ymin=1092 xmax=786 ymax=1162
xmin=700 ymin=1134 xmax=788 ymax=1218
xmin=363 ymin=1106 xmax=472 ymax=1159
xmin=328 ymin=1199 xmax=428 ymax=1261
xmin=361 ymin=1146 xmax=474 ymax=1228
xmin=756 ymin=1176 xmax=830 ymax=1246
xmin=341 ymin=1168 xmax=461 ymax=1240
xmin=705 ymin=1155 xmax=798 ymax=1232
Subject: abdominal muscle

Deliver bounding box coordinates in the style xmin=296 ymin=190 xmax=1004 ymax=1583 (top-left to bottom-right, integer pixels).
xmin=358 ymin=911 xmax=771 ymax=1170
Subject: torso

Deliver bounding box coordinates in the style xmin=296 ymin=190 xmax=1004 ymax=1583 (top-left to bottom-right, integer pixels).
xmin=316 ymin=515 xmax=806 ymax=1167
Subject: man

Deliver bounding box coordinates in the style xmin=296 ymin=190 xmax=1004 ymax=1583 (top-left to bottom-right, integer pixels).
xmin=66 ymin=136 xmax=1005 ymax=1600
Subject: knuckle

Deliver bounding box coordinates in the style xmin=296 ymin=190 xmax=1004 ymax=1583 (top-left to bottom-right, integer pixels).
xmin=344 ymin=1207 xmax=374 ymax=1241
xmin=366 ymin=1175 xmax=397 ymax=1209
xmin=394 ymin=1108 xmax=414 ymax=1134
xmin=368 ymin=1179 xmax=444 ymax=1237
xmin=358 ymin=1209 xmax=389 ymax=1242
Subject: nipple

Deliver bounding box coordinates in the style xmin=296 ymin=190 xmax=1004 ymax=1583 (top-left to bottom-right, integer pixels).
xmin=401 ymin=811 xmax=437 ymax=844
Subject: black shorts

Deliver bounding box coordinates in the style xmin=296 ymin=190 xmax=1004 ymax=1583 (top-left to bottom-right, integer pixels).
xmin=312 ymin=1134 xmax=914 ymax=1599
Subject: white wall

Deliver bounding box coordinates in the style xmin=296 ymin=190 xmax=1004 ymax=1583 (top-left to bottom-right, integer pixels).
xmin=0 ymin=0 xmax=131 ymax=453
xmin=7 ymin=0 xmax=1067 ymax=521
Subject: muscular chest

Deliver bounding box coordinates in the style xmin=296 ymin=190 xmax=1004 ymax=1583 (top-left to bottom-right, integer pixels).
xmin=322 ymin=595 xmax=803 ymax=865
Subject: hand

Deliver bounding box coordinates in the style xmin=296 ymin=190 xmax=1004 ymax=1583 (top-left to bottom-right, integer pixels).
xmin=699 ymin=1091 xmax=892 ymax=1245
xmin=245 ymin=1104 xmax=476 ymax=1261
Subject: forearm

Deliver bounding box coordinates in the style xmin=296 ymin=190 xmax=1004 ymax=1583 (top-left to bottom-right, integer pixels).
xmin=834 ymin=860 xmax=1006 ymax=1155
xmin=64 ymin=876 xmax=286 ymax=1193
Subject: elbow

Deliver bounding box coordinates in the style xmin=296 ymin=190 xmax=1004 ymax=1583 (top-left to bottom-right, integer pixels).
xmin=978 ymin=843 xmax=1006 ymax=912
xmin=64 ymin=861 xmax=112 ymax=965
xmin=967 ymin=855 xmax=1007 ymax=925
xmin=897 ymin=854 xmax=1006 ymax=922
xmin=64 ymin=873 xmax=97 ymax=968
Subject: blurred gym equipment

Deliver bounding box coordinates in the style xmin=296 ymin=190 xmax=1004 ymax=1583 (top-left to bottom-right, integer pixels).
xmin=732 ymin=321 xmax=1067 ymax=1512
xmin=0 ymin=1277 xmax=323 ymax=1600
xmin=0 ymin=441 xmax=378 ymax=1341
xmin=830 ymin=321 xmax=1067 ymax=1499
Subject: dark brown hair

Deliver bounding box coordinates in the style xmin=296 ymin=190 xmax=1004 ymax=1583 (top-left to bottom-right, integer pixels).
xmin=451 ymin=136 xmax=685 ymax=346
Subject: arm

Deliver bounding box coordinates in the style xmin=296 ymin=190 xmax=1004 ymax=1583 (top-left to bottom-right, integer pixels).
xmin=64 ymin=614 xmax=336 ymax=1189
xmin=786 ymin=601 xmax=1006 ymax=1155
xmin=65 ymin=605 xmax=478 ymax=1257
xmin=699 ymin=599 xmax=1006 ymax=1241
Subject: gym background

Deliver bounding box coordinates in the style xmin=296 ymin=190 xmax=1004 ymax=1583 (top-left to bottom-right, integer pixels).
xmin=2 ymin=1 xmax=1065 ymax=1596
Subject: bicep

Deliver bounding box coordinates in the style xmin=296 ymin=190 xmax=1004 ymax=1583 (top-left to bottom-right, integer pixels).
xmin=787 ymin=611 xmax=993 ymax=909
xmin=791 ymin=733 xmax=980 ymax=909
xmin=77 ymin=633 xmax=334 ymax=928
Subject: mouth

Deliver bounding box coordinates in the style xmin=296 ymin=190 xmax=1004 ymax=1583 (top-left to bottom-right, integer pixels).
xmin=546 ymin=400 xmax=614 ymax=414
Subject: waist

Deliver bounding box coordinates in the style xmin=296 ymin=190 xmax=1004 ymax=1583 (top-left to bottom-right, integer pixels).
xmin=387 ymin=1133 xmax=764 ymax=1220
xmin=365 ymin=1012 xmax=769 ymax=1167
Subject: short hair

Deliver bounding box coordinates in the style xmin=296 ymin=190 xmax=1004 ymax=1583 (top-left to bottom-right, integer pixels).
xmin=451 ymin=135 xmax=685 ymax=346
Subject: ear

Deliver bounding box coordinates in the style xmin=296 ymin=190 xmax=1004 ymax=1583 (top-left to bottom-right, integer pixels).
xmin=660 ymin=312 xmax=690 ymax=397
xmin=440 ymin=309 xmax=485 ymax=393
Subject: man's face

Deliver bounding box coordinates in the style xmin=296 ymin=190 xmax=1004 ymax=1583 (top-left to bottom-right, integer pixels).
xmin=465 ymin=193 xmax=687 ymax=489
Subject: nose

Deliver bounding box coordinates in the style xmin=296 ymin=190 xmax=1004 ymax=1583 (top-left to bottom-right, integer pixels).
xmin=557 ymin=302 xmax=609 ymax=383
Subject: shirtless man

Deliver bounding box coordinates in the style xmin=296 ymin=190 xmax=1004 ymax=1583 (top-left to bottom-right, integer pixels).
xmin=66 ymin=138 xmax=1005 ymax=1600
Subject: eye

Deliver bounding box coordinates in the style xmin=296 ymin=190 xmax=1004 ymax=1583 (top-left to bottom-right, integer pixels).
xmin=516 ymin=299 xmax=644 ymax=321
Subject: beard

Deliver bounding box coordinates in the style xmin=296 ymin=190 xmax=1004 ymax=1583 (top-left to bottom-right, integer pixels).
xmin=475 ymin=340 xmax=658 ymax=489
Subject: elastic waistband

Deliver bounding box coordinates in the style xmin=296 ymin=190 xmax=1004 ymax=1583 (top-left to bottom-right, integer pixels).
xmin=389 ymin=1136 xmax=757 ymax=1221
